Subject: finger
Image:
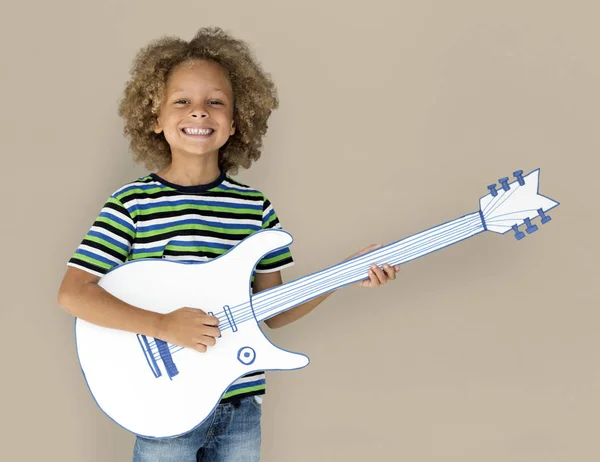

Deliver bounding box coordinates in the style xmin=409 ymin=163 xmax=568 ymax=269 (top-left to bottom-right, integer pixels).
xmin=202 ymin=326 xmax=221 ymax=338
xmin=196 ymin=335 xmax=217 ymax=347
xmin=371 ymin=264 xmax=387 ymax=284
xmin=383 ymin=264 xmax=396 ymax=280
xmin=368 ymin=267 xmax=381 ymax=287
xmin=202 ymin=315 xmax=220 ymax=326
xmin=194 ymin=343 xmax=207 ymax=353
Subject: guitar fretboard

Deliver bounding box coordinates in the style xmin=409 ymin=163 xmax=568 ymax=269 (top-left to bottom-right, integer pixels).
xmin=252 ymin=211 xmax=485 ymax=323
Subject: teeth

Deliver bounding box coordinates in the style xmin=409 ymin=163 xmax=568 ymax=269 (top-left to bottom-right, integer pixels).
xmin=183 ymin=128 xmax=213 ymax=135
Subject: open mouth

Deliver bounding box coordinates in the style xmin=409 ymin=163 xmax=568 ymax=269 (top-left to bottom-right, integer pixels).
xmin=181 ymin=128 xmax=214 ymax=137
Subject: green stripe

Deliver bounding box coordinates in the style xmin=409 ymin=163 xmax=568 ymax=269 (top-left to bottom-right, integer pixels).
xmin=222 ymin=384 xmax=265 ymax=400
xmin=72 ymin=253 xmax=112 ymax=270
xmin=136 ymin=204 xmax=260 ymax=215
xmin=259 ymin=251 xmax=291 ymax=266
xmin=165 ymin=245 xmax=228 ymax=255
xmin=137 ymin=223 xmax=257 ymax=239
xmin=86 ymin=235 xmax=129 ymax=258
xmin=263 ymin=214 xmax=278 ymax=228
xmin=96 ymin=216 xmax=134 ymax=237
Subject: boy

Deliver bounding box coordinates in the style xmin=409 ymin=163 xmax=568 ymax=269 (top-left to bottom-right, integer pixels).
xmin=57 ymin=27 xmax=399 ymax=461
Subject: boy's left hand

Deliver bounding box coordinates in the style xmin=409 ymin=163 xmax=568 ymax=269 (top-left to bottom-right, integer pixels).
xmin=345 ymin=244 xmax=400 ymax=289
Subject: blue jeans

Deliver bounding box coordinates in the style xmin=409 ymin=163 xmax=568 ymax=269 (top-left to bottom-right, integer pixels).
xmin=132 ymin=395 xmax=262 ymax=461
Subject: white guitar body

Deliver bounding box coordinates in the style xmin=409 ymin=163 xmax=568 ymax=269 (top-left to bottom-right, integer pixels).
xmin=76 ymin=230 xmax=307 ymax=438
xmin=75 ymin=168 xmax=559 ymax=439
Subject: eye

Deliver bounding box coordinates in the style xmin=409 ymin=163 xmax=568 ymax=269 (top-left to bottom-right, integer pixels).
xmin=209 ymin=100 xmax=224 ymax=105
xmin=174 ymin=99 xmax=188 ymax=104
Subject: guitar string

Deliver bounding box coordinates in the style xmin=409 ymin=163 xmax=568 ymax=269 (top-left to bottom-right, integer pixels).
xmin=153 ymin=199 xmax=536 ymax=360
xmin=152 ymin=190 xmax=536 ymax=359
xmin=150 ymin=216 xmax=483 ymax=359
xmin=219 ymin=201 xmax=537 ymax=334
xmin=483 ymin=186 xmax=518 ymax=218
xmin=150 ymin=215 xmax=484 ymax=359
xmin=230 ymin=215 xmax=481 ymax=324
xmin=249 ymin=221 xmax=484 ymax=325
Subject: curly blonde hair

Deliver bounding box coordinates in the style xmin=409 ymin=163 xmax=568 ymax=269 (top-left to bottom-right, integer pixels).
xmin=117 ymin=26 xmax=279 ymax=175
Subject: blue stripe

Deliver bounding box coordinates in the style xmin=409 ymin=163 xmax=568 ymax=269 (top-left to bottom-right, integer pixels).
xmin=138 ymin=218 xmax=261 ymax=233
xmin=261 ymin=247 xmax=290 ymax=259
xmin=130 ymin=240 xmax=234 ymax=255
xmin=74 ymin=248 xmax=118 ymax=267
xmin=263 ymin=207 xmax=276 ymax=226
xmin=135 ymin=199 xmax=262 ymax=211
xmin=87 ymin=230 xmax=130 ymax=252
xmin=98 ymin=210 xmax=135 ymax=234
xmin=218 ymin=183 xmax=260 ymax=194
xmin=116 ymin=182 xmax=163 ymax=195
xmin=226 ymin=379 xmax=266 ymax=392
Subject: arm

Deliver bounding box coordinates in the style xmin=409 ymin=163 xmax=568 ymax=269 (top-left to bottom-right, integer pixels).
xmin=253 ymin=271 xmax=336 ymax=329
xmin=57 ymin=266 xmax=166 ymax=337
xmin=56 ymin=266 xmax=220 ymax=352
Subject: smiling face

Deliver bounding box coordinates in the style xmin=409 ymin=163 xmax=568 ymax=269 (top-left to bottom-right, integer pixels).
xmin=153 ymin=59 xmax=236 ymax=165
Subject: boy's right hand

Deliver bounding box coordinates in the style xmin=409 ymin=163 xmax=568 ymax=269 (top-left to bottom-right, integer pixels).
xmin=157 ymin=307 xmax=220 ymax=353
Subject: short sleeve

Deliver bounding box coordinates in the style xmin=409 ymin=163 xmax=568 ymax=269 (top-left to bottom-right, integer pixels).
xmin=254 ymin=195 xmax=295 ymax=273
xmin=67 ymin=194 xmax=136 ymax=277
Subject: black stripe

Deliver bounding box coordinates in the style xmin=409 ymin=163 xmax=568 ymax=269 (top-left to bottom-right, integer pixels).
xmin=81 ymin=238 xmax=127 ymax=261
xmin=219 ymin=389 xmax=266 ymax=405
xmin=224 ymin=176 xmax=251 ymax=188
xmin=134 ymin=228 xmax=254 ymax=245
xmin=241 ymin=371 xmax=265 ymax=378
xmin=256 ymin=256 xmax=293 ymax=271
xmin=121 ymin=188 xmax=264 ymax=203
xmin=68 ymin=258 xmax=106 ymax=275
xmin=164 ymin=249 xmax=225 ymax=259
xmin=137 ymin=208 xmax=262 ymax=222
xmin=104 ymin=200 xmax=130 ymax=215
xmin=93 ymin=220 xmax=135 ymax=242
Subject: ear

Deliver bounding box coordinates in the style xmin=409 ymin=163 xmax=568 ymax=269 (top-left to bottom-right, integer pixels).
xmin=229 ymin=120 xmax=235 ymax=136
xmin=153 ymin=117 xmax=163 ymax=134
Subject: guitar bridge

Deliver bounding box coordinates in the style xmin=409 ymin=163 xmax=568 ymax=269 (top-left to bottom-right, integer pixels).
xmin=137 ymin=334 xmax=180 ymax=380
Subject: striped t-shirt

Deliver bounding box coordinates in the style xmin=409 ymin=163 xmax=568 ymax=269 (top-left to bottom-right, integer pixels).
xmin=67 ymin=170 xmax=294 ymax=402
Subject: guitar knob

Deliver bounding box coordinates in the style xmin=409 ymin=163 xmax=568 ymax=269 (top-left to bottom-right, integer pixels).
xmin=498 ymin=177 xmax=510 ymax=191
xmin=537 ymin=208 xmax=551 ymax=224
xmin=238 ymin=346 xmax=256 ymax=365
xmin=513 ymin=169 xmax=525 ymax=186
xmin=487 ymin=184 xmax=498 ymax=197
xmin=523 ymin=217 xmax=538 ymax=234
xmin=512 ymin=224 xmax=525 ymax=240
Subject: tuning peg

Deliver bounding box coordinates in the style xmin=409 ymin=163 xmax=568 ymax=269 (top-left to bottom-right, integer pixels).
xmin=487 ymin=184 xmax=498 ymax=197
xmin=512 ymin=224 xmax=525 ymax=240
xmin=513 ymin=169 xmax=525 ymax=186
xmin=537 ymin=208 xmax=551 ymax=224
xmin=498 ymin=177 xmax=510 ymax=191
xmin=523 ymin=217 xmax=538 ymax=234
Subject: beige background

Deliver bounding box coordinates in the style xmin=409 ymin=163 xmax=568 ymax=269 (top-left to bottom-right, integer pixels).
xmin=2 ymin=0 xmax=598 ymax=461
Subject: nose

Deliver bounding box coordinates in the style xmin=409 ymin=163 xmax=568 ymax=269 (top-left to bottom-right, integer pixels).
xmin=191 ymin=104 xmax=209 ymax=118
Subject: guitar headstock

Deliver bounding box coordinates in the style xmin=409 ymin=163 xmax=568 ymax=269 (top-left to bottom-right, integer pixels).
xmin=479 ymin=169 xmax=559 ymax=239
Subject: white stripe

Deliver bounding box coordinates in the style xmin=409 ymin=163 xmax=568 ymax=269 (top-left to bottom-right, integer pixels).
xmin=136 ymin=212 xmax=259 ymax=229
xmin=79 ymin=244 xmax=123 ymax=265
xmin=131 ymin=194 xmax=260 ymax=207
xmin=221 ymin=179 xmax=259 ymax=192
xmin=113 ymin=179 xmax=159 ymax=196
xmin=230 ymin=373 xmax=266 ymax=386
xmin=131 ymin=234 xmax=242 ymax=251
xmin=255 ymin=260 xmax=295 ymax=273
xmin=158 ymin=255 xmax=211 ymax=262
xmin=66 ymin=262 xmax=103 ymax=278
xmin=89 ymin=225 xmax=132 ymax=248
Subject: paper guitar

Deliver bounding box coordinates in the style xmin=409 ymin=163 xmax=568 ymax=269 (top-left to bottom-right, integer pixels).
xmin=75 ymin=168 xmax=559 ymax=438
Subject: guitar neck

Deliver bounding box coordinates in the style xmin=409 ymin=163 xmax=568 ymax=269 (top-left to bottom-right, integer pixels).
xmin=253 ymin=211 xmax=486 ymax=323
